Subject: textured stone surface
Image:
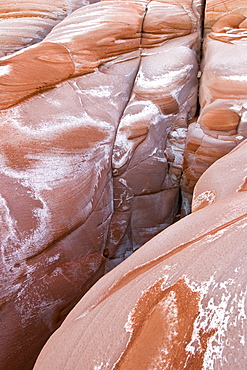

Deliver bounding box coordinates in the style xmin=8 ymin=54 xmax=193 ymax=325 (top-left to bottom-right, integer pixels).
xmin=0 ymin=0 xmax=92 ymax=57
xmin=181 ymin=10 xmax=247 ymax=210
xmin=0 ymin=0 xmax=202 ymax=369
xmin=106 ymin=0 xmax=202 ymax=268
xmin=34 ymin=139 xmax=247 ymax=370
xmin=204 ymin=0 xmax=247 ymax=35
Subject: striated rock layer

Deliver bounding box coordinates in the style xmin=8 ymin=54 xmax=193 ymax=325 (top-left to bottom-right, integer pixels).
xmin=34 ymin=138 xmax=247 ymax=370
xmin=0 ymin=0 xmax=202 ymax=369
xmin=105 ymin=0 xmax=202 ymax=268
xmin=182 ymin=8 xmax=247 ymax=210
xmin=0 ymin=0 xmax=94 ymax=57
xmin=204 ymin=0 xmax=247 ymax=35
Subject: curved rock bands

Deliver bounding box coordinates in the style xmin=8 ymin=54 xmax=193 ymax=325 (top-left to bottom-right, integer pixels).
xmin=0 ymin=1 xmax=202 ymax=369
xmin=204 ymin=0 xmax=247 ymax=35
xmin=34 ymin=140 xmax=247 ymax=369
xmin=0 ymin=0 xmax=91 ymax=57
xmin=181 ymin=4 xmax=247 ymax=209
xmin=105 ymin=0 xmax=201 ymax=268
xmin=4 ymin=1 xmax=247 ymax=369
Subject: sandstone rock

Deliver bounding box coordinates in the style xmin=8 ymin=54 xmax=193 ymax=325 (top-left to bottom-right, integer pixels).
xmin=0 ymin=0 xmax=203 ymax=368
xmin=204 ymin=0 xmax=247 ymax=35
xmin=34 ymin=138 xmax=247 ymax=370
xmin=181 ymin=10 xmax=247 ymax=209
xmin=105 ymin=0 xmax=202 ymax=269
xmin=0 ymin=0 xmax=92 ymax=57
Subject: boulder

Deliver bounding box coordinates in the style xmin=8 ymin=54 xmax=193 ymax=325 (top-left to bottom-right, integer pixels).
xmin=34 ymin=138 xmax=247 ymax=370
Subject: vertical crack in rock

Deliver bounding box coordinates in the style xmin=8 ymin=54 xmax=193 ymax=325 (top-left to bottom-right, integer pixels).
xmin=105 ymin=0 xmax=152 ymax=262
xmin=105 ymin=0 xmax=202 ymax=269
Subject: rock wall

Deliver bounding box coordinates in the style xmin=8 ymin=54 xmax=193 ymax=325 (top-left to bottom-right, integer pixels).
xmin=181 ymin=5 xmax=247 ymax=210
xmin=105 ymin=0 xmax=202 ymax=268
xmin=2 ymin=0 xmax=247 ymax=369
xmin=0 ymin=1 xmax=203 ymax=369
xmin=34 ymin=137 xmax=247 ymax=370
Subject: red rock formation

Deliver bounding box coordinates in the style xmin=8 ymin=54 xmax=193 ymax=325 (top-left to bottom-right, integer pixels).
xmin=204 ymin=0 xmax=247 ymax=35
xmin=0 ymin=0 xmax=92 ymax=57
xmin=34 ymin=138 xmax=247 ymax=370
xmin=106 ymin=0 xmax=202 ymax=268
xmin=182 ymin=10 xmax=247 ymax=210
xmin=0 ymin=0 xmax=203 ymax=369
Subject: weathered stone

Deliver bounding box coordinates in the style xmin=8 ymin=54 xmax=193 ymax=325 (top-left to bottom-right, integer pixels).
xmin=34 ymin=139 xmax=247 ymax=370
xmin=0 ymin=0 xmax=91 ymax=57
xmin=182 ymin=8 xmax=247 ymax=208
xmin=0 ymin=0 xmax=203 ymax=368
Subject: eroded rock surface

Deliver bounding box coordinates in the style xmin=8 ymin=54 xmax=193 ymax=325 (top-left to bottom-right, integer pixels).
xmin=0 ymin=0 xmax=203 ymax=369
xmin=204 ymin=0 xmax=247 ymax=35
xmin=106 ymin=0 xmax=202 ymax=268
xmin=182 ymin=8 xmax=247 ymax=209
xmin=34 ymin=138 xmax=247 ymax=370
xmin=0 ymin=0 xmax=96 ymax=57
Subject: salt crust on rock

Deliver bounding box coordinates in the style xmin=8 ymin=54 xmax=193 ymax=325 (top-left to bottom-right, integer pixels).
xmin=34 ymin=139 xmax=247 ymax=370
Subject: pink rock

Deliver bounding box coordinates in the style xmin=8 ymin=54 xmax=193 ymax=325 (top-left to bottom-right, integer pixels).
xmin=0 ymin=0 xmax=91 ymax=57
xmin=0 ymin=0 xmax=203 ymax=368
xmin=204 ymin=0 xmax=247 ymax=35
xmin=182 ymin=11 xmax=247 ymax=209
xmin=34 ymin=139 xmax=247 ymax=370
xmin=105 ymin=0 xmax=202 ymax=268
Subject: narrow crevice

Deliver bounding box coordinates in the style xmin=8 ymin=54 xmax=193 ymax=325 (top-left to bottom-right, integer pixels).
xmin=194 ymin=0 xmax=207 ymax=120
xmin=105 ymin=0 xmax=152 ymax=253
xmin=109 ymin=0 xmax=151 ymax=163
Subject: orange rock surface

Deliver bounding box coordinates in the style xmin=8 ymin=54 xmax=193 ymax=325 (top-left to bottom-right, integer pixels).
xmin=34 ymin=138 xmax=247 ymax=370
xmin=2 ymin=0 xmax=247 ymax=369
xmin=0 ymin=0 xmax=91 ymax=57
xmin=0 ymin=0 xmax=203 ymax=369
xmin=204 ymin=0 xmax=247 ymax=34
xmin=182 ymin=9 xmax=247 ymax=209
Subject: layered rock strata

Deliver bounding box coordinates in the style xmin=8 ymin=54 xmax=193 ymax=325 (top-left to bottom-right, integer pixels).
xmin=204 ymin=0 xmax=247 ymax=35
xmin=34 ymin=138 xmax=247 ymax=370
xmin=0 ymin=1 xmax=202 ymax=369
xmin=182 ymin=10 xmax=247 ymax=210
xmin=106 ymin=0 xmax=202 ymax=268
xmin=0 ymin=0 xmax=92 ymax=57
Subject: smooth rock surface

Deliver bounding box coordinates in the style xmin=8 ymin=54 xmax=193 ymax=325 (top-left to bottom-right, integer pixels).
xmin=34 ymin=138 xmax=247 ymax=370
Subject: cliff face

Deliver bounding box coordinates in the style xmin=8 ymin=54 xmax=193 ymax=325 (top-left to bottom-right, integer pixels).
xmin=1 ymin=0 xmax=247 ymax=369
xmin=34 ymin=138 xmax=247 ymax=370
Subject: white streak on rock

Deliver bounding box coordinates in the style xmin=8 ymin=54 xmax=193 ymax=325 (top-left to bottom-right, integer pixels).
xmin=0 ymin=65 xmax=11 ymax=76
